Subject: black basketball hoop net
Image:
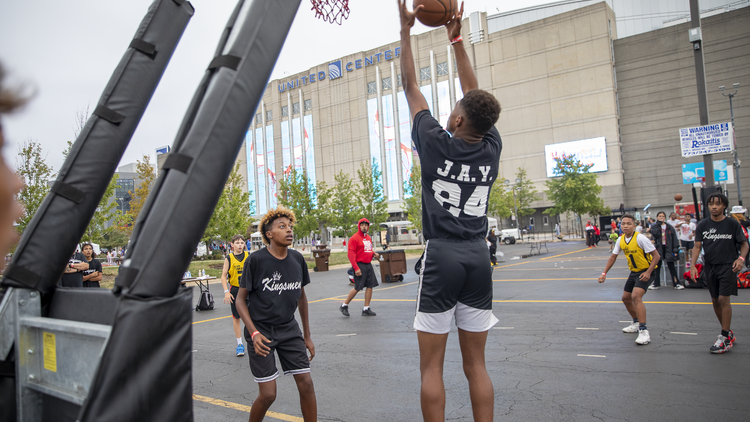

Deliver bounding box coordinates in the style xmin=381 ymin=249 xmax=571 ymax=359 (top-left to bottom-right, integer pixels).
xmin=310 ymin=0 xmax=350 ymax=25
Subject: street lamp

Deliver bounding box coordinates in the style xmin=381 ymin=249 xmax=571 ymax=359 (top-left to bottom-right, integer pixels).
xmin=720 ymin=83 xmax=741 ymax=206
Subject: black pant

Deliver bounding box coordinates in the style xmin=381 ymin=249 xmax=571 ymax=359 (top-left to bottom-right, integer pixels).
xmin=653 ymin=246 xmax=679 ymax=287
xmin=489 ymin=245 xmax=497 ymax=265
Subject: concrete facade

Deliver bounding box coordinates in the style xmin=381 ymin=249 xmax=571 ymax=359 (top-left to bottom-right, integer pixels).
xmin=615 ymin=6 xmax=750 ymax=213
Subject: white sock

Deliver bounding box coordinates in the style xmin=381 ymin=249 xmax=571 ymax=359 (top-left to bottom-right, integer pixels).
xmin=237 ymin=337 xmax=243 ymax=346
xmin=363 ymin=306 xmax=369 ymax=311
xmin=341 ymin=303 xmax=348 ymax=307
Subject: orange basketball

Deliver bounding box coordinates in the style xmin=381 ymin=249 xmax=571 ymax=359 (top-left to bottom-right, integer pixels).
xmin=675 ymin=194 xmax=683 ymax=201
xmin=414 ymin=0 xmax=458 ymax=27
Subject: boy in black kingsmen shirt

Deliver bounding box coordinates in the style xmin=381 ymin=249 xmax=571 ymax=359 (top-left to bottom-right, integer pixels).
xmin=690 ymin=193 xmax=749 ymax=354
xmin=235 ymin=207 xmax=316 ymax=421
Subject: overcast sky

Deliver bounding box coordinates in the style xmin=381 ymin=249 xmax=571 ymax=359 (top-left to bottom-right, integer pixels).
xmin=0 ymin=0 xmax=550 ymax=173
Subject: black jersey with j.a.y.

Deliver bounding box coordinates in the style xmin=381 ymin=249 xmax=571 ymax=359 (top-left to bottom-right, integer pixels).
xmin=240 ymin=248 xmax=310 ymax=325
xmin=411 ymin=110 xmax=502 ymax=241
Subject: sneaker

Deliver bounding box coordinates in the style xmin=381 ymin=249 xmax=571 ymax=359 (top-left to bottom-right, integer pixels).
xmin=635 ymin=329 xmax=651 ymax=345
xmin=340 ymin=305 xmax=350 ymax=317
xmin=361 ymin=308 xmax=377 ymax=316
xmin=622 ymin=322 xmax=639 ymax=333
xmin=729 ymin=330 xmax=736 ymax=345
xmin=648 ymin=285 xmax=659 ymax=290
xmin=675 ymin=284 xmax=685 ymax=290
xmin=236 ymin=344 xmax=245 ymax=357
xmin=710 ymin=335 xmax=732 ymax=354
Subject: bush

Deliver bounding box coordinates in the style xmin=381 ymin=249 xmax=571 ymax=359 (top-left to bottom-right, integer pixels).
xmin=211 ymin=250 xmax=223 ymax=260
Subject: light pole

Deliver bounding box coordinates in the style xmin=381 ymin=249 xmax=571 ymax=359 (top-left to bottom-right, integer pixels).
xmin=504 ymin=178 xmax=522 ymax=239
xmin=720 ymin=83 xmax=741 ymax=206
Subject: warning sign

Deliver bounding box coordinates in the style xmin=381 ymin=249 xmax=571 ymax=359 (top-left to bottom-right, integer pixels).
xmin=43 ymin=332 xmax=57 ymax=372
xmin=679 ymin=123 xmax=733 ymax=157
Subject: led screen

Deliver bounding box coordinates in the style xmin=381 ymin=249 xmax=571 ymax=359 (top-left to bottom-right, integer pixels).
xmin=544 ymin=137 xmax=608 ymax=177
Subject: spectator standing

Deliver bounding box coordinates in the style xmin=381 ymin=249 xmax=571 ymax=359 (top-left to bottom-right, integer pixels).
xmin=648 ymin=211 xmax=682 ymax=290
xmin=339 ymin=218 xmax=380 ymax=317
xmin=585 ymin=221 xmax=596 ymax=248
xmin=729 ymin=206 xmax=749 ymax=264
xmin=61 ymin=246 xmax=89 ymax=288
xmin=221 ymin=234 xmax=250 ymax=357
xmin=81 ymin=243 xmax=102 ymax=288
xmin=676 ymin=213 xmax=696 ymax=268
xmin=667 ymin=212 xmax=680 ymax=229
xmin=487 ymin=229 xmax=498 ymax=265
xmin=594 ymin=224 xmax=601 ymax=245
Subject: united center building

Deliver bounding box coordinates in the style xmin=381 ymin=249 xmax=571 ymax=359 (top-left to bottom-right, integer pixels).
xmin=234 ymin=0 xmax=749 ymax=231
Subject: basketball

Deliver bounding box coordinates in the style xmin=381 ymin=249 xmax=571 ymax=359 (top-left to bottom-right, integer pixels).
xmin=414 ymin=0 xmax=458 ymax=27
xmin=675 ymin=194 xmax=683 ymax=201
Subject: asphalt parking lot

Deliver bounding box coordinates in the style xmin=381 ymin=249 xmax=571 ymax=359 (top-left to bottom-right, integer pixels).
xmin=190 ymin=241 xmax=750 ymax=421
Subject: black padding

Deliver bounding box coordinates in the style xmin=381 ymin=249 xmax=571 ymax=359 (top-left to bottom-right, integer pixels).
xmin=162 ymin=153 xmax=192 ymax=173
xmin=93 ymin=105 xmax=125 ymax=124
xmin=207 ymin=55 xmax=241 ymax=71
xmin=51 ymin=181 xmax=86 ymax=203
xmin=129 ymin=38 xmax=156 ymax=55
xmin=116 ymin=266 xmax=139 ymax=290
xmin=172 ymin=0 xmax=185 ymax=4
xmin=2 ymin=264 xmax=41 ymax=289
xmin=48 ymin=288 xmax=118 ymax=326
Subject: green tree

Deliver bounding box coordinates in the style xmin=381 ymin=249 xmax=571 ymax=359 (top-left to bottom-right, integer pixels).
xmin=329 ymin=170 xmax=359 ymax=238
xmin=355 ymin=159 xmax=388 ymax=236
xmin=514 ymin=167 xmax=540 ymax=218
xmin=313 ymin=180 xmax=333 ymax=242
xmin=544 ymin=154 xmax=606 ymax=237
xmin=125 ymin=155 xmax=156 ymax=235
xmin=81 ymin=173 xmax=132 ymax=245
xmin=278 ymin=167 xmax=319 ymax=245
xmin=204 ymin=161 xmax=254 ymax=243
xmin=402 ymin=164 xmax=423 ymax=234
xmin=15 ymin=139 xmax=54 ymax=234
xmin=487 ymin=177 xmax=513 ymax=221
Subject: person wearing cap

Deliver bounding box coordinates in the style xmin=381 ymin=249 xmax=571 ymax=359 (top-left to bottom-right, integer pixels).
xmin=340 ymin=218 xmax=381 ymax=316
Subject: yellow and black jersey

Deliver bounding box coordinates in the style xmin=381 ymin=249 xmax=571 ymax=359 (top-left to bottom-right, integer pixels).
xmin=619 ymin=234 xmax=656 ymax=273
xmin=227 ymin=251 xmax=249 ymax=287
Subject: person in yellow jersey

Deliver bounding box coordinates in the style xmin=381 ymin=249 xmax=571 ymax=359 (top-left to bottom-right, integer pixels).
xmin=598 ymin=214 xmax=661 ymax=345
xmin=221 ymin=234 xmax=250 ymax=356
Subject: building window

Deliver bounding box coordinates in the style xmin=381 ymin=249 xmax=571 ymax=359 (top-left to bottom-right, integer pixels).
xmin=437 ymin=62 xmax=449 ymax=76
xmin=382 ymin=77 xmax=392 ymax=90
xmin=281 ymin=105 xmax=289 ymax=117
xmin=420 ymin=66 xmax=431 ymax=81
xmin=397 ymin=74 xmax=402 ymax=87
xmin=543 ymin=216 xmax=549 ymax=226
xmin=255 ymin=113 xmax=262 ymax=124
xmin=304 ymin=99 xmax=312 ymax=111
xmin=293 ymin=102 xmax=300 ymax=114
xmin=367 ymin=81 xmax=377 ymax=94
xmin=265 ymin=110 xmax=273 ymax=121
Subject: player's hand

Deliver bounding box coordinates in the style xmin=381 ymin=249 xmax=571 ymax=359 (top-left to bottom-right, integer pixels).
xmin=446 ymin=1 xmax=464 ymax=41
xmin=689 ymin=266 xmax=699 ymax=281
xmin=733 ymin=258 xmax=744 ymax=273
xmin=398 ymin=0 xmax=423 ymax=30
xmin=223 ymin=291 xmax=234 ymax=305
xmin=373 ymin=253 xmax=380 ymax=260
xmin=252 ymin=333 xmax=271 ymax=357
xmin=639 ymin=271 xmax=652 ymax=282
xmin=355 ymin=269 xmax=362 ymax=276
xmin=598 ymin=273 xmax=606 ymax=283
xmin=305 ymin=337 xmax=315 ymax=361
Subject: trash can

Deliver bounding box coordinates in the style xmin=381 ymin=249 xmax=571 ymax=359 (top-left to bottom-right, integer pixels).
xmin=313 ymin=248 xmax=331 ymax=272
xmin=378 ymin=249 xmax=407 ymax=283
xmin=678 ymin=247 xmax=687 ymax=283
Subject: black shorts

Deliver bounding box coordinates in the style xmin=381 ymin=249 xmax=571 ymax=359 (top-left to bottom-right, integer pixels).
xmin=414 ymin=239 xmax=498 ymax=334
xmin=353 ymin=262 xmax=378 ymax=291
xmin=230 ymin=285 xmax=240 ymax=319
xmin=680 ymin=240 xmax=695 ymax=250
xmin=704 ymin=263 xmax=738 ymax=298
xmin=243 ymin=319 xmax=310 ymax=383
xmin=624 ymin=271 xmax=654 ymax=293
xmin=83 ymin=280 xmax=100 ymax=288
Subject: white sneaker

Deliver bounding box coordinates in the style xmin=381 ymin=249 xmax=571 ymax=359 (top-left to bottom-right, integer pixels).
xmin=675 ymin=284 xmax=685 ymax=290
xmin=635 ymin=329 xmax=651 ymax=345
xmin=622 ymin=322 xmax=639 ymax=333
xmin=648 ymin=285 xmax=659 ymax=290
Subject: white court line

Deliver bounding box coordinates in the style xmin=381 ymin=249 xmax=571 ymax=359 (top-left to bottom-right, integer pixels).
xmin=493 ymin=327 xmax=514 ymax=330
xmin=337 ymin=333 xmax=357 ymax=337
xmin=619 ymin=321 xmax=631 ymax=323
xmin=578 ymin=354 xmax=606 ymax=358
xmin=671 ymin=332 xmax=698 ymax=335
xmin=576 ymin=328 xmax=599 ymax=330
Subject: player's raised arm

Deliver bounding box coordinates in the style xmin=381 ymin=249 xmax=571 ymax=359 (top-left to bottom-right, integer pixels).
xmin=398 ymin=0 xmax=429 ymax=121
xmin=446 ymin=2 xmax=477 ymax=94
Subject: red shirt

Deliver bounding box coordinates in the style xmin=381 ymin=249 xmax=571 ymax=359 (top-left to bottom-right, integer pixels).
xmin=348 ymin=230 xmax=375 ymax=271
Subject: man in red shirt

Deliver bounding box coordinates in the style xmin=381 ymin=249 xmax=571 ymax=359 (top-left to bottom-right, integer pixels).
xmin=340 ymin=218 xmax=381 ymax=316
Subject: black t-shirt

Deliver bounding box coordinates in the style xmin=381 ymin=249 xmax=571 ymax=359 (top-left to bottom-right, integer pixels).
xmin=695 ymin=217 xmax=747 ymax=264
xmin=61 ymin=252 xmax=86 ymax=287
xmin=239 ymin=248 xmax=310 ymax=325
xmin=82 ymin=258 xmax=102 ymax=278
xmin=411 ymin=110 xmax=502 ymax=241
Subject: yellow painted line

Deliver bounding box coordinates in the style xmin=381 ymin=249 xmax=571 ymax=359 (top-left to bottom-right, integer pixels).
xmin=192 ymin=316 xmax=232 ymax=325
xmin=193 ymin=394 xmax=302 ymax=421
xmin=503 ymin=277 xmax=627 ymax=281
xmin=540 ymin=248 xmax=592 ymax=261
xmin=494 ymin=261 xmax=531 ymax=269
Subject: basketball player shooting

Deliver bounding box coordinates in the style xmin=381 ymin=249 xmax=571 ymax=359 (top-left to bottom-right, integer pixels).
xmin=398 ymin=1 xmax=502 ymax=421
